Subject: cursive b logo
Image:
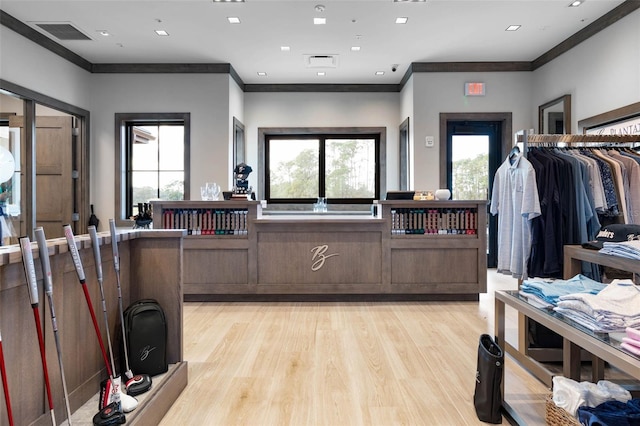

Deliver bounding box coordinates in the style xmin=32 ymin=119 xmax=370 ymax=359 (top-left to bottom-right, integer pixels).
xmin=139 ymin=345 xmax=157 ymax=361
xmin=310 ymin=244 xmax=339 ymax=271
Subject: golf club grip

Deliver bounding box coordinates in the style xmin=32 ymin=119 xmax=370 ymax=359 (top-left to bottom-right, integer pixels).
xmin=34 ymin=227 xmax=54 ymax=296
xmin=64 ymin=224 xmax=86 ymax=282
xmin=109 ymin=219 xmax=120 ymax=272
xmin=19 ymin=236 xmax=39 ymax=306
xmin=88 ymin=226 xmax=103 ymax=282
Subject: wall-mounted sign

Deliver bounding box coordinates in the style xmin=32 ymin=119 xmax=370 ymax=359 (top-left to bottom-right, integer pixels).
xmin=585 ymin=115 xmax=640 ymax=136
xmin=464 ymin=82 xmax=485 ymax=96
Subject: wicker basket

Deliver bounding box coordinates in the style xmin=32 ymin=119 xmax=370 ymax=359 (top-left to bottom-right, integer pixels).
xmin=545 ymin=394 xmax=580 ymax=426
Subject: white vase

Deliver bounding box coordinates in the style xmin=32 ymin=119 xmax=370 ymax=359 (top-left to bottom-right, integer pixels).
xmin=435 ymin=189 xmax=451 ymax=200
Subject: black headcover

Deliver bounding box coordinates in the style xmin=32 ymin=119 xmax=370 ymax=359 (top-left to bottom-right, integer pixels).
xmin=126 ymin=374 xmax=152 ymax=396
xmin=92 ymin=402 xmax=126 ymax=426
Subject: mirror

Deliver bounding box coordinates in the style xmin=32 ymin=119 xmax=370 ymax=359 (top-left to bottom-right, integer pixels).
xmin=398 ymin=117 xmax=409 ymax=191
xmin=539 ymin=94 xmax=571 ymax=134
xmin=233 ymin=116 xmax=245 ymax=168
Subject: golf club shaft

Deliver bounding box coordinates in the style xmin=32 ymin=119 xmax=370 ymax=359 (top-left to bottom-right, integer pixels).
xmin=34 ymin=227 xmax=73 ymax=425
xmin=0 ymin=332 xmax=14 ymax=426
xmin=109 ymin=219 xmax=133 ymax=377
xmin=63 ymin=225 xmax=113 ymax=379
xmin=19 ymin=236 xmax=56 ymax=425
xmin=89 ymin=226 xmax=118 ymax=379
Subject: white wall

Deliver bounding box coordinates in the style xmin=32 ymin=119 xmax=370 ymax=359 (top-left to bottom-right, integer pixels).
xmin=411 ymin=71 xmax=534 ymax=191
xmin=89 ymin=73 xmax=230 ymax=221
xmin=532 ymin=9 xmax=640 ymax=131
xmin=244 ymin=91 xmax=402 ymax=197
xmin=0 ymin=26 xmax=91 ymax=110
xmin=2 ymin=7 xmax=639 ymax=220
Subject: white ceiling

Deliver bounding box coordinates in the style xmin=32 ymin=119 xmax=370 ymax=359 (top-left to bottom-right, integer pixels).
xmin=0 ymin=0 xmax=629 ymax=85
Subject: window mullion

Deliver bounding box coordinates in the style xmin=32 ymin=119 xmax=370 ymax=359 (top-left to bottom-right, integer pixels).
xmin=319 ymin=136 xmax=326 ymax=197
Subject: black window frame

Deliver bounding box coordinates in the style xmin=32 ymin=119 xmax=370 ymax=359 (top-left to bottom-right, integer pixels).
xmin=261 ymin=128 xmax=384 ymax=205
xmin=115 ymin=112 xmax=190 ymax=225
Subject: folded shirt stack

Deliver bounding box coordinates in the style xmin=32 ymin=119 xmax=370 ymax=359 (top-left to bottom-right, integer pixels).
xmin=621 ymin=327 xmax=640 ymax=357
xmin=554 ymin=280 xmax=640 ymax=333
xmin=552 ymin=376 xmax=631 ymax=417
xmin=600 ymin=240 xmax=640 ymax=260
xmin=519 ymin=274 xmax=606 ymax=308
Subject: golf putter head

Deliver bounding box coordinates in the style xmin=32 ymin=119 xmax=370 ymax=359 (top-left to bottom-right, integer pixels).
xmin=125 ymin=374 xmax=152 ymax=396
xmin=92 ymin=402 xmax=126 ymax=426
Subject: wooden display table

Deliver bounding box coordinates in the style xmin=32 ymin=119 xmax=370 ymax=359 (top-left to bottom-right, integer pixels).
xmin=496 ymin=245 xmax=640 ymax=424
xmin=496 ymin=290 xmax=640 ymax=424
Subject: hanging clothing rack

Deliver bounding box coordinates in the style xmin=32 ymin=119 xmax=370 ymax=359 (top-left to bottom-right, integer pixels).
xmin=516 ymin=133 xmax=640 ymax=144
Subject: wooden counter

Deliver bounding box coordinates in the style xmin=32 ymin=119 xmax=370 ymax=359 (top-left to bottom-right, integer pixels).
xmin=0 ymin=229 xmax=187 ymax=425
xmin=152 ymin=200 xmax=487 ymax=301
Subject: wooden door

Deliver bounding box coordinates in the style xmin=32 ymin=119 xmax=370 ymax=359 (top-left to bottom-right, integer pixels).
xmin=8 ymin=115 xmax=74 ymax=239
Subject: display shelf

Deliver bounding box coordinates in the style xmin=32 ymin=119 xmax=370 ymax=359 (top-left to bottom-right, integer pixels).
xmin=151 ymin=199 xmax=487 ymax=300
xmin=151 ymin=200 xmax=261 ymax=237
xmin=389 ymin=207 xmax=479 ymax=235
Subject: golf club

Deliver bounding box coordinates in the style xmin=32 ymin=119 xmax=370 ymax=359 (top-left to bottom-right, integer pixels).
xmin=19 ymin=236 xmax=56 ymax=426
xmin=109 ymin=219 xmax=152 ymax=396
xmin=34 ymin=227 xmax=73 ymax=425
xmin=63 ymin=225 xmax=124 ymax=420
xmin=88 ymin=225 xmax=138 ymax=412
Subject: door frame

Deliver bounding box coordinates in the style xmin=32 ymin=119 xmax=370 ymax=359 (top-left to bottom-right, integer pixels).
xmin=439 ymin=112 xmax=512 ymax=268
xmin=439 ymin=112 xmax=512 ymax=187
xmin=1 ymin=78 xmax=90 ymax=235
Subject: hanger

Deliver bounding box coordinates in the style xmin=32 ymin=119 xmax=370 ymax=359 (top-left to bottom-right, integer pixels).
xmin=508 ymin=146 xmax=520 ymax=164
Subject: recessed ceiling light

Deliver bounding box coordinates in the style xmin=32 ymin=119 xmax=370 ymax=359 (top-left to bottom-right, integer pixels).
xmin=281 ymin=46 xmax=291 ymax=51
xmin=227 ymin=16 xmax=241 ymax=24
xmin=375 ymin=71 xmax=385 ymax=75
xmin=351 ymin=46 xmax=361 ymax=51
xmin=155 ymin=30 xmax=169 ymax=36
xmin=314 ymin=17 xmax=326 ymax=25
xmin=317 ymin=72 xmax=326 ymax=76
xmin=394 ymin=0 xmax=426 ymax=2
xmin=257 ymin=72 xmax=267 ymax=76
xmin=505 ymin=25 xmax=521 ymax=31
xmin=569 ymin=0 xmax=584 ymax=6
xmin=395 ymin=17 xmax=408 ymax=24
xmin=213 ymin=0 xmax=245 ymax=2
xmin=97 ymin=30 xmax=111 ymax=37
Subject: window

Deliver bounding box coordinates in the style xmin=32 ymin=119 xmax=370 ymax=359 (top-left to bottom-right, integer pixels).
xmin=116 ymin=113 xmax=190 ymax=223
xmin=261 ymin=128 xmax=384 ymax=205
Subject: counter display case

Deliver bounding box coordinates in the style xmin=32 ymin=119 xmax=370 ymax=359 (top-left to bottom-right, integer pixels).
xmin=151 ymin=200 xmax=487 ymax=300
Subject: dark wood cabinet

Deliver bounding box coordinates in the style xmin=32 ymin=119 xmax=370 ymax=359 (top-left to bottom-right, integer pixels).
xmin=152 ymin=200 xmax=487 ymax=300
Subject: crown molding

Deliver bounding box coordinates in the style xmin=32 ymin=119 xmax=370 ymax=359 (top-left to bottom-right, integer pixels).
xmin=244 ymin=84 xmax=401 ymax=93
xmin=2 ymin=2 xmax=639 ymax=92
xmin=532 ymin=0 xmax=640 ymax=70
xmin=410 ymin=62 xmax=532 ymax=73
xmin=0 ymin=9 xmax=92 ymax=72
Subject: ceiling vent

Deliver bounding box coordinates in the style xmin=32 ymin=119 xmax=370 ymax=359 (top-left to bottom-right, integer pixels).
xmin=304 ymin=54 xmax=339 ymax=68
xmin=34 ymin=23 xmax=91 ymax=40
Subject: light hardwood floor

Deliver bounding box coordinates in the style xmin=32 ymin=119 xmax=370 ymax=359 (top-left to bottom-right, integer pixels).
xmin=159 ymin=271 xmax=550 ymax=425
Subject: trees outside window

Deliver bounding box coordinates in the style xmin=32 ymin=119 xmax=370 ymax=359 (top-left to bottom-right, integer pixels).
xmin=265 ymin=132 xmax=380 ymax=204
xmin=116 ymin=113 xmax=190 ymax=224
